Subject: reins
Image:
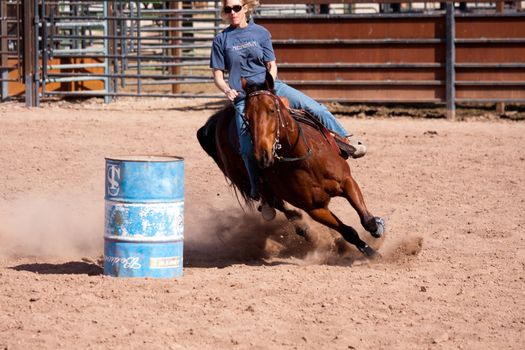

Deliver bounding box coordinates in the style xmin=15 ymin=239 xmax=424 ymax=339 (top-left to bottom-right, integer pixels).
xmin=247 ymin=90 xmax=312 ymax=163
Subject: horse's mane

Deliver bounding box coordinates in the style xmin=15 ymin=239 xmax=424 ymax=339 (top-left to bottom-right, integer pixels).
xmin=246 ymin=82 xmax=271 ymax=94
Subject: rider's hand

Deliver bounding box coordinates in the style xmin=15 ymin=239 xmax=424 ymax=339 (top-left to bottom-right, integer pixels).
xmin=224 ymin=89 xmax=239 ymax=102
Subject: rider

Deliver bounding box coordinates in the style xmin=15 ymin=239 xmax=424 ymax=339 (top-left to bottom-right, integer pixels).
xmin=210 ymin=0 xmax=366 ymax=218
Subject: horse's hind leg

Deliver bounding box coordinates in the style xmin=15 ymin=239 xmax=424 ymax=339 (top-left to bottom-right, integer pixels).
xmin=307 ymin=207 xmax=379 ymax=259
xmin=273 ymin=199 xmax=311 ymax=240
xmin=342 ymin=176 xmax=385 ymax=239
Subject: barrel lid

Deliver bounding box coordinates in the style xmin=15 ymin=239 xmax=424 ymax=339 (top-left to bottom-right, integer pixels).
xmin=105 ymin=155 xmax=184 ymax=162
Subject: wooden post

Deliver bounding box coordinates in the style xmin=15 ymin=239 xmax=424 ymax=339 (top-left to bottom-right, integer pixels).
xmin=170 ymin=0 xmax=182 ymax=94
xmin=496 ymin=0 xmax=505 ymax=13
xmin=494 ymin=1 xmax=506 ymax=116
xmin=445 ymin=1 xmax=456 ymax=120
xmin=496 ymin=102 xmax=506 ymax=115
xmin=23 ymin=0 xmax=36 ymax=107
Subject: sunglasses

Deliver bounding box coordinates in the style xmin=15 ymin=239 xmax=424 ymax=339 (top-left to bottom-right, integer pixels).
xmin=223 ymin=4 xmax=245 ymax=14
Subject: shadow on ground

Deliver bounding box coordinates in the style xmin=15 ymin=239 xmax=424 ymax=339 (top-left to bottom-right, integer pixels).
xmin=11 ymin=261 xmax=103 ymax=276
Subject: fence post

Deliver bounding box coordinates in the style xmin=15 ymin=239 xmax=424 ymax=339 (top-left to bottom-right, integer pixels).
xmin=33 ymin=0 xmax=40 ymax=106
xmin=0 ymin=0 xmax=8 ymax=101
xmin=495 ymin=0 xmax=505 ymax=115
xmin=103 ymin=1 xmax=110 ymax=103
xmin=170 ymin=0 xmax=182 ymax=94
xmin=23 ymin=0 xmax=36 ymax=107
xmin=445 ymin=1 xmax=456 ymax=120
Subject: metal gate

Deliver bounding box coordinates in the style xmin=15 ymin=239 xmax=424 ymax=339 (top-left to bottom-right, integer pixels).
xmin=32 ymin=0 xmax=222 ymax=104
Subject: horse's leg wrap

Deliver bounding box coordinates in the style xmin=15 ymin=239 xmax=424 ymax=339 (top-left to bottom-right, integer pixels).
xmin=361 ymin=216 xmax=385 ymax=238
xmin=358 ymin=244 xmax=380 ymax=259
xmin=308 ymin=208 xmax=377 ymax=258
xmin=370 ymin=217 xmax=385 ymax=238
xmin=340 ymin=224 xmax=378 ymax=258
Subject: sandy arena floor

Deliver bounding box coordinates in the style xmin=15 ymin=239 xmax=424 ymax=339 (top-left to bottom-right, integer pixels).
xmin=0 ymin=98 xmax=523 ymax=349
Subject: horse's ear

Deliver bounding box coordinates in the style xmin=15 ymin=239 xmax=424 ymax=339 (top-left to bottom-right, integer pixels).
xmin=241 ymin=77 xmax=249 ymax=93
xmin=280 ymin=96 xmax=290 ymax=109
xmin=265 ymin=71 xmax=275 ymax=91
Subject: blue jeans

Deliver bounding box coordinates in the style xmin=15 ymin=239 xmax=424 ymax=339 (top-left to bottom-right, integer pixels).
xmin=274 ymin=81 xmax=348 ymax=137
xmin=234 ymin=80 xmax=349 ymax=198
xmin=234 ymin=97 xmax=259 ymax=198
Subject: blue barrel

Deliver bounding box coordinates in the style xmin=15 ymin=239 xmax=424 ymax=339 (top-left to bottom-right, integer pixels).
xmin=104 ymin=156 xmax=184 ymax=278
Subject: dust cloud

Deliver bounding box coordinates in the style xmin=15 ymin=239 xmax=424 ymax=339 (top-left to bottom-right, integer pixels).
xmin=184 ymin=200 xmax=363 ymax=266
xmin=381 ymin=234 xmax=424 ymax=262
xmin=0 ymin=194 xmax=103 ymax=259
xmin=184 ymin=201 xmax=288 ymax=266
xmin=0 ymin=191 xmax=303 ymax=264
xmin=0 ymin=191 xmax=422 ymax=264
xmin=299 ymin=220 xmax=424 ymax=265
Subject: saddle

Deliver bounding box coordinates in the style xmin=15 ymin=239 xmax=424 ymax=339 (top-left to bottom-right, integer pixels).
xmin=288 ymin=108 xmax=353 ymax=160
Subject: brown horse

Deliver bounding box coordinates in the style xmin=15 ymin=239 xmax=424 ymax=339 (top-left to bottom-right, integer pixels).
xmin=197 ymin=75 xmax=384 ymax=258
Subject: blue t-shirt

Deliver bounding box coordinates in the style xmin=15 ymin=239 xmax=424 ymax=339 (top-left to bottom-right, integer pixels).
xmin=210 ymin=21 xmax=276 ymax=100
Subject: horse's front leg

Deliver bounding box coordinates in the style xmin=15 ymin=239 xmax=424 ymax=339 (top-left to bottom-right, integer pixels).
xmin=307 ymin=207 xmax=379 ymax=259
xmin=342 ymin=176 xmax=385 ymax=239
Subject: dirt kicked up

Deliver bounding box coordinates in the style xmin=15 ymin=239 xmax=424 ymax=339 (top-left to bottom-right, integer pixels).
xmin=0 ymin=98 xmax=524 ymax=349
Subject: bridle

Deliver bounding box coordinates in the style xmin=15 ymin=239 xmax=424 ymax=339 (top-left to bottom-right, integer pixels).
xmin=247 ymin=90 xmax=312 ymax=163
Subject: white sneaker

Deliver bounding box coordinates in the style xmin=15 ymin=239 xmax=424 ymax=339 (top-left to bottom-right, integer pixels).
xmin=259 ymin=202 xmax=276 ymax=221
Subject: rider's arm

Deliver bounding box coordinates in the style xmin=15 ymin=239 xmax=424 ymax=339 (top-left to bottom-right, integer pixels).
xmin=213 ymin=69 xmax=238 ymax=102
xmin=266 ymin=61 xmax=277 ymax=81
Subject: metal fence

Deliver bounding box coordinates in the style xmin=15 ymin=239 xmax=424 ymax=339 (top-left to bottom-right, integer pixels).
xmin=0 ymin=0 xmax=23 ymax=100
xmin=1 ymin=0 xmax=525 ymax=118
xmin=258 ymin=4 xmax=525 ymax=119
xmin=35 ymin=0 xmax=223 ymax=102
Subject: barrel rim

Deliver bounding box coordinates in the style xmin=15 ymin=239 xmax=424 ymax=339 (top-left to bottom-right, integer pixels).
xmin=105 ymin=155 xmax=184 ymax=162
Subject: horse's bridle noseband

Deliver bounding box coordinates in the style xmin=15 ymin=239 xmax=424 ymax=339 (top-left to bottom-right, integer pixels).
xmin=247 ymin=90 xmax=312 ymax=162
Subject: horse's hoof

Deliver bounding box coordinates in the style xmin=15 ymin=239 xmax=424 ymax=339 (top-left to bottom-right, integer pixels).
xmin=258 ymin=202 xmax=276 ymax=221
xmin=370 ymin=217 xmax=385 ymax=238
xmin=360 ymin=245 xmax=381 ymax=260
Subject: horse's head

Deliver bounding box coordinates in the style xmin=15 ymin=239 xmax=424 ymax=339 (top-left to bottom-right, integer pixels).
xmin=242 ymin=72 xmax=281 ymax=168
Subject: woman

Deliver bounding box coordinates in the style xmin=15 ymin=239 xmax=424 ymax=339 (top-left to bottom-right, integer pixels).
xmin=210 ymin=0 xmax=366 ymax=202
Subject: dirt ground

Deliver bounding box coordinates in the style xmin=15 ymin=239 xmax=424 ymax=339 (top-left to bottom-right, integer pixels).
xmin=0 ymin=98 xmax=523 ymax=350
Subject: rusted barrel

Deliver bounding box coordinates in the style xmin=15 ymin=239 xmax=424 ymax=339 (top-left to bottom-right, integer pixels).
xmin=103 ymin=156 xmax=184 ymax=278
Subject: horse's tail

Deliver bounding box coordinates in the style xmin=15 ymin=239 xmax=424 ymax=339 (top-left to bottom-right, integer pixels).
xmin=197 ymin=105 xmax=256 ymax=206
xmin=197 ymin=105 xmax=233 ymax=165
xmin=197 ymin=115 xmax=219 ymax=163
